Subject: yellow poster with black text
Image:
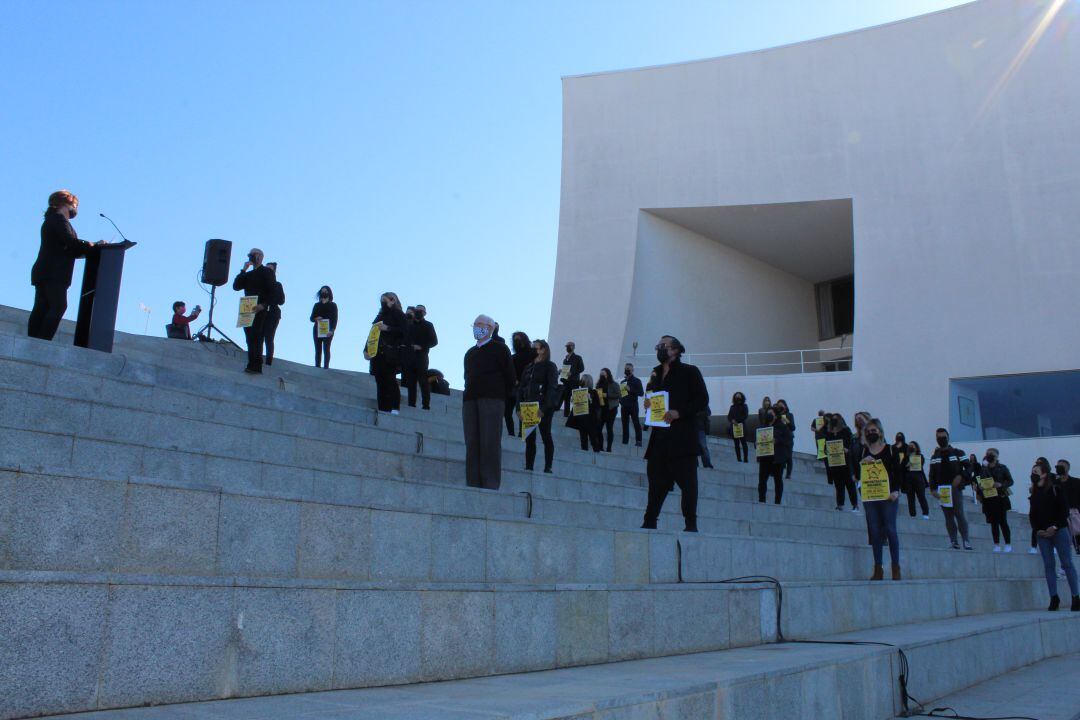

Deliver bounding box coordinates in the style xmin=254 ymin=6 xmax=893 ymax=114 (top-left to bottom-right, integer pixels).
xmin=979 ymin=477 xmax=998 ymax=499
xmin=826 ymin=440 xmax=846 ymax=468
xmin=571 ymin=388 xmax=589 ymax=417
xmin=645 ymin=391 xmax=669 ymax=427
xmin=756 ymin=427 xmax=774 ymax=457
xmin=732 ymin=422 xmax=744 ymax=439
xmin=620 ymin=382 xmax=629 ymax=398
xmin=317 ymin=319 xmax=331 ymax=338
xmin=816 ymin=437 xmax=827 ymax=460
xmin=236 ymin=295 xmax=258 ymax=328
xmin=519 ymin=402 xmax=540 ymax=439
xmin=860 ymin=461 xmax=891 ymax=502
xmin=938 ymin=485 xmax=953 ymax=508
xmin=560 ymin=365 xmax=571 ymax=382
xmin=596 ymin=388 xmax=606 ymax=407
xmin=909 ymin=454 xmax=923 ymax=473
xmin=814 ymin=417 xmax=825 ymax=431
xmin=364 ymin=324 xmax=381 ymax=359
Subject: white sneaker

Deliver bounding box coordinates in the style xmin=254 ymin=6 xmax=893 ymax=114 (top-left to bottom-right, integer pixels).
xmin=390 ymin=410 xmax=400 ymax=415
xmin=992 ymin=545 xmax=1002 ymax=553
xmin=1004 ymin=545 xmax=1012 ymax=553
xmin=921 ymin=515 xmax=930 ymax=520
xmin=1028 ymin=547 xmax=1039 ymax=554
xmin=850 ymin=507 xmax=861 ymax=513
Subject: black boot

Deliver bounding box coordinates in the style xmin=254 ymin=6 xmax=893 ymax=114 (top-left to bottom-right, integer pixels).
xmin=1072 ymin=595 xmax=1080 ymax=612
xmin=1048 ymin=595 xmax=1061 ymax=611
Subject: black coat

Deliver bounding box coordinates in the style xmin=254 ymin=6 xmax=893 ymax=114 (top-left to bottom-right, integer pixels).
xmin=560 ymin=352 xmax=584 ymax=386
xmin=619 ymin=374 xmax=644 ymax=409
xmin=31 ymin=210 xmax=93 ymax=288
xmin=463 ymin=340 xmax=514 ymax=401
xmin=232 ymin=266 xmax=276 ymax=306
xmin=404 ymin=318 xmax=438 ymax=358
xmin=266 ymin=280 xmax=285 ymax=319
xmin=643 ymin=358 xmax=709 ymax=460
xmin=511 ymin=347 xmax=538 ymax=383
xmin=372 ymin=305 xmax=406 ymax=353
xmin=517 ymin=360 xmax=562 ymax=414
xmin=1030 ymin=482 xmax=1070 ymax=533
xmin=310 ymin=301 xmax=338 ymax=332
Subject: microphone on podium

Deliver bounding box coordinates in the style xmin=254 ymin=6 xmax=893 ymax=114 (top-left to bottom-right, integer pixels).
xmin=99 ymin=213 xmax=130 ymax=243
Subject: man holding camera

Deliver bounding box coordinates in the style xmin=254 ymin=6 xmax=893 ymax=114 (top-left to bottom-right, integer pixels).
xmin=232 ymin=248 xmax=274 ymax=374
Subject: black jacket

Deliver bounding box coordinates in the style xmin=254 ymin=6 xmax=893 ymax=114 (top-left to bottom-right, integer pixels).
xmin=32 ymin=210 xmax=93 ymax=288
xmin=560 ymin=352 xmax=584 ymax=386
xmin=643 ymin=358 xmax=709 ymax=460
xmin=232 ymin=266 xmax=276 ymax=306
xmin=929 ymin=445 xmax=970 ymax=490
xmin=310 ymin=301 xmax=338 ymax=332
xmin=372 ymin=305 xmax=406 ymax=353
xmin=974 ymin=463 xmax=1014 ymax=500
xmin=404 ymin=318 xmax=438 ymax=356
xmin=1030 ymin=482 xmax=1070 ymax=533
xmin=266 ymin=279 xmax=285 ymax=319
xmin=727 ymin=402 xmax=749 ymax=426
xmin=758 ymin=421 xmax=793 ymax=465
xmin=1058 ymin=475 xmax=1080 ymax=510
xmin=859 ymin=444 xmax=901 ymax=494
xmin=517 ymin=359 xmax=561 ymax=414
xmin=511 ymin=347 xmax=537 ymax=383
xmin=619 ymin=374 xmax=644 ymax=408
xmin=463 ymin=340 xmax=514 ymax=401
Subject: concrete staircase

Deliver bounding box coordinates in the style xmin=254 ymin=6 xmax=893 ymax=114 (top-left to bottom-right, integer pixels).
xmin=0 ymin=304 xmax=1073 ymax=720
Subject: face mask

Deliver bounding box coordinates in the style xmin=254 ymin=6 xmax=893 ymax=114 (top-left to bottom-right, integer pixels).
xmin=319 ymin=293 xmax=328 ymax=300
xmin=566 ymin=346 xmax=573 ymax=353
xmin=986 ymin=456 xmax=996 ymax=464
xmin=1057 ymin=465 xmax=1067 ymax=475
xmin=936 ymin=437 xmax=949 ymax=448
xmin=865 ymin=432 xmax=880 ymax=443
xmin=473 ymin=326 xmax=487 ymax=341
xmin=69 ymin=206 xmax=78 ymax=218
xmin=1031 ymin=473 xmax=1041 ymax=483
xmin=625 ymin=369 xmax=632 ymax=377
xmin=656 ymin=347 xmax=668 ymax=363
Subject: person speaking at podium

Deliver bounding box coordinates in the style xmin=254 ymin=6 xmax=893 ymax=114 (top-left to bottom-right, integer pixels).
xmin=28 ymin=190 xmax=106 ymax=341
xmin=232 ymin=247 xmax=274 ymax=374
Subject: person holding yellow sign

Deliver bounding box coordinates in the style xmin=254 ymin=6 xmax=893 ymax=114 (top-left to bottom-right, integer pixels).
xmin=824 ymin=414 xmax=859 ymax=512
xmin=596 ymin=368 xmax=622 ymax=452
xmin=619 ymin=363 xmax=644 ymax=447
xmin=929 ymin=428 xmax=974 ymax=551
xmin=566 ymin=375 xmax=602 ymax=452
xmin=516 ymin=339 xmax=560 ymax=473
xmin=903 ymin=440 xmax=930 ymax=519
xmin=756 ymin=411 xmax=791 ymax=504
xmin=640 ymin=335 xmax=709 ymax=533
xmin=369 ymin=292 xmax=407 ymax=413
xmin=973 ymin=449 xmax=1014 ymax=552
xmin=309 ymin=285 xmax=337 ymax=368
xmin=858 ymin=418 xmax=901 ymax=581
xmin=726 ymin=392 xmax=749 ymax=463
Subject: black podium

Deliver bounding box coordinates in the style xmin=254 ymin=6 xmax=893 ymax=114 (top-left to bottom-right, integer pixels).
xmin=74 ymin=240 xmax=137 ymax=353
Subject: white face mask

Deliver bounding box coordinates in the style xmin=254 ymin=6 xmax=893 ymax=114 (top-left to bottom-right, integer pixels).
xmin=473 ymin=326 xmax=487 ymax=341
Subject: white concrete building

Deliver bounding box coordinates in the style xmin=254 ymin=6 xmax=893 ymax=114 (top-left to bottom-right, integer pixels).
xmin=548 ymin=0 xmax=1080 ymax=487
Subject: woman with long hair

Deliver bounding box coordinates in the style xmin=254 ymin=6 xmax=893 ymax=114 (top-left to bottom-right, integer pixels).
xmin=597 ymin=367 xmax=621 ymax=452
xmin=369 ymin=291 xmax=406 ymax=413
xmin=859 ymin=418 xmax=902 ymax=580
xmin=310 ymin=285 xmax=337 ymax=368
xmin=727 ymin=392 xmax=749 ymax=463
xmin=1030 ymin=457 xmax=1080 ymax=611
xmin=517 ymin=339 xmax=560 ymax=473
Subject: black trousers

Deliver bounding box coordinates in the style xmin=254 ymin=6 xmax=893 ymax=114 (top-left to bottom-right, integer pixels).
xmin=758 ymin=461 xmax=784 ymax=503
xmin=733 ymin=435 xmax=749 ymax=462
xmin=577 ymin=417 xmax=602 ymax=452
xmin=263 ymin=312 xmax=280 ymax=365
xmin=403 ymin=353 xmax=431 ymax=408
xmin=643 ymin=454 xmax=698 ymax=529
xmin=601 ymin=408 xmax=617 ymax=451
xmin=828 ymin=465 xmax=858 ymax=508
xmin=243 ymin=311 xmax=267 ymax=372
xmin=371 ymin=355 xmax=400 ymax=411
xmin=27 ymin=283 xmax=68 ymax=341
xmin=906 ymin=485 xmax=929 ymax=516
xmin=525 ymin=412 xmax=554 ymax=471
xmin=621 ymin=403 xmax=642 ymax=444
xmin=561 ymin=383 xmax=573 ymax=416
xmin=314 ymin=335 xmax=333 ymax=368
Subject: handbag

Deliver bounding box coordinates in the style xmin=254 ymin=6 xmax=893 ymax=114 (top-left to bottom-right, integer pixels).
xmin=1068 ymin=508 xmax=1080 ymax=538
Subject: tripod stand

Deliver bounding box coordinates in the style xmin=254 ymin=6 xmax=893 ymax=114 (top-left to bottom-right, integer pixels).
xmin=195 ymin=285 xmax=240 ymax=349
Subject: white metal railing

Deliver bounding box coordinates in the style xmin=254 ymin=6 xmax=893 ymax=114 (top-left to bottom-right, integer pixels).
xmin=624 ymin=346 xmax=853 ymax=377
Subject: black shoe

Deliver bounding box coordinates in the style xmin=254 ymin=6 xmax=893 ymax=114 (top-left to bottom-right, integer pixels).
xmin=525 ymin=465 xmax=534 ymax=472
xmin=422 ymin=406 xmax=430 ymax=410
xmin=543 ymin=467 xmax=552 ymax=474
xmin=635 ymin=442 xmax=642 ymax=447
xmin=1049 ymin=595 xmax=1061 ymax=611
xmin=244 ymin=367 xmax=261 ymax=375
xmin=640 ymin=521 xmax=657 ymax=530
xmin=684 ymin=524 xmax=698 ymax=533
xmin=951 ymin=542 xmax=960 ymax=550
xmin=1072 ymin=596 xmax=1079 ymax=612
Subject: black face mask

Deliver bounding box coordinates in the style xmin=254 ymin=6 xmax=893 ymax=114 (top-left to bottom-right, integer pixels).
xmin=1057 ymin=465 xmax=1067 ymax=476
xmin=985 ymin=456 xmax=996 ymax=464
xmin=1031 ymin=473 xmax=1041 ymax=483
xmin=936 ymin=437 xmax=949 ymax=448
xmin=319 ymin=293 xmax=329 ymax=300
xmin=625 ymin=369 xmax=632 ymax=377
xmin=656 ymin=348 xmax=668 ymax=363
xmin=866 ymin=432 xmax=880 ymax=443
xmin=566 ymin=346 xmax=573 ymax=353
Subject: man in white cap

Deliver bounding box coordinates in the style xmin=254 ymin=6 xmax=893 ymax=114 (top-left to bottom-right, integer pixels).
xmin=462 ymin=314 xmax=514 ymax=489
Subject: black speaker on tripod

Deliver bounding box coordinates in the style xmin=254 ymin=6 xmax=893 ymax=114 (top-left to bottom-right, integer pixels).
xmin=195 ymin=239 xmax=240 ymax=349
xmin=201 ymin=238 xmax=232 ymax=286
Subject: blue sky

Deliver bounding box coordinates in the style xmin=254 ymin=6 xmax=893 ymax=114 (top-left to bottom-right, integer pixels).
xmin=0 ymin=0 xmax=966 ymax=386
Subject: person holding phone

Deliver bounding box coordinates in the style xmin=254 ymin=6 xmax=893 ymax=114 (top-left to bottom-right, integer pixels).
xmin=168 ymin=300 xmax=202 ymax=340
xmin=232 ymin=248 xmax=274 ymax=374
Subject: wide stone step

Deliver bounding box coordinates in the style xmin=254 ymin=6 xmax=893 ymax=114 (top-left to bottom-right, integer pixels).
xmin=0 ymin=468 xmax=1041 ymax=586
xmin=16 ymin=608 xmax=1079 ymax=720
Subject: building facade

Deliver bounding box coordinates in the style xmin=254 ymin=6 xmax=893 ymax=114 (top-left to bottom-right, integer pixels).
xmin=548 ymin=0 xmax=1080 ymax=483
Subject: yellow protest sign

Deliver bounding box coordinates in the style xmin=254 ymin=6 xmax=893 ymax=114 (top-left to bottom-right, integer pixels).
xmin=979 ymin=477 xmax=998 ymax=499
xmin=826 ymin=440 xmax=846 ymax=468
xmin=364 ymin=324 xmax=381 ymax=359
xmin=756 ymin=427 xmax=774 ymax=457
xmin=645 ymin=391 xmax=669 ymax=427
xmin=909 ymin=454 xmax=923 ymax=473
xmin=619 ymin=382 xmax=629 ymax=398
xmin=732 ymin=422 xmax=744 ymax=439
xmin=236 ymin=295 xmax=258 ymax=328
xmin=596 ymin=388 xmax=606 ymax=407
xmin=519 ymin=401 xmax=540 ymax=439
xmin=560 ymin=364 xmax=571 ymax=381
xmin=571 ymin=388 xmax=590 ymax=417
xmin=860 ymin=461 xmax=891 ymax=502
xmin=817 ymin=437 xmax=827 ymax=460
xmin=938 ymin=485 xmax=953 ymax=508
xmin=814 ymin=417 xmax=825 ymax=430
xmin=317 ymin=319 xmax=331 ymax=338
